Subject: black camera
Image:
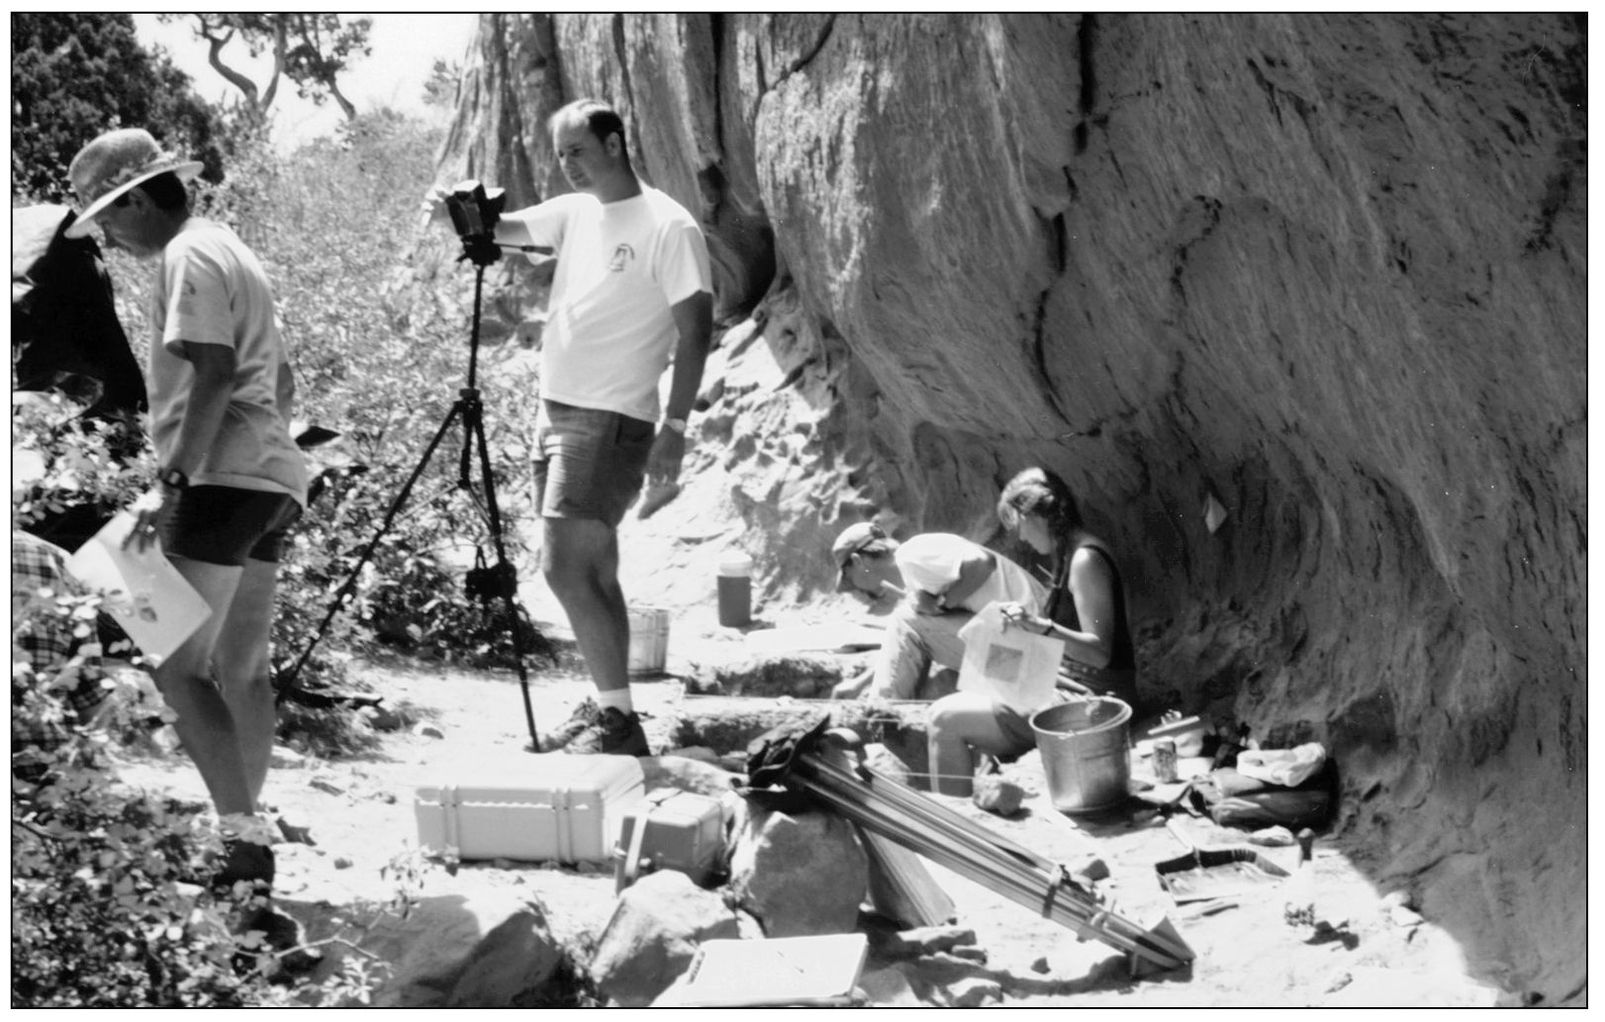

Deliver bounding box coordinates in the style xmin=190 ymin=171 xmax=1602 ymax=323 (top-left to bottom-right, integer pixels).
xmin=444 ymin=179 xmax=506 ymax=239
xmin=443 ymin=179 xmax=506 ymax=266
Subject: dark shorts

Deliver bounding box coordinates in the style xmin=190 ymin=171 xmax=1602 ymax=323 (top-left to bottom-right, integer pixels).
xmin=533 ymin=401 xmax=654 ymax=529
xmin=163 ymin=485 xmax=302 ymax=566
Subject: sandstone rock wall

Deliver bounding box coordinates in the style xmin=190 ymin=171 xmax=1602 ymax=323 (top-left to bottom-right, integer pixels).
xmin=439 ymin=13 xmax=1585 ymax=1002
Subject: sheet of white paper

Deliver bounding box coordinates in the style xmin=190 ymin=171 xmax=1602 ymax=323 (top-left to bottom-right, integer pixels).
xmin=662 ymin=934 xmax=868 ymax=1007
xmin=65 ymin=512 xmax=212 ymax=661
xmin=956 ymin=601 xmax=1062 ymax=714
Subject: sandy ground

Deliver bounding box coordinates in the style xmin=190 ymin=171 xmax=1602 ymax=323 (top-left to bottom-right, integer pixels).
xmin=106 ymin=630 xmax=1510 ymax=1008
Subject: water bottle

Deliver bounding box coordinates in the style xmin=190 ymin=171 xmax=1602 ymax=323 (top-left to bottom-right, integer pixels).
xmin=717 ymin=551 xmax=753 ymax=627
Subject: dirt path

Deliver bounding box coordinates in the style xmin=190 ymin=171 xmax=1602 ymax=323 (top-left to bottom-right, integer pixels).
xmin=105 ymin=647 xmax=1509 ymax=1007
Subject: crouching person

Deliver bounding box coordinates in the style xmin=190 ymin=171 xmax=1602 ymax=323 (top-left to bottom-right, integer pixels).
xmin=829 ymin=522 xmax=1046 ymax=703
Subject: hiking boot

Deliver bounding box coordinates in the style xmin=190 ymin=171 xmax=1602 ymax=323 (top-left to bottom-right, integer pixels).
xmin=534 ymin=697 xmax=601 ymax=752
xmin=213 ymin=838 xmax=276 ymax=893
xmin=564 ymin=706 xmax=649 ymax=757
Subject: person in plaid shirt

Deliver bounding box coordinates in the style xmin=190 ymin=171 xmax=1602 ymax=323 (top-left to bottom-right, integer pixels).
xmin=11 ymin=531 xmax=107 ymax=774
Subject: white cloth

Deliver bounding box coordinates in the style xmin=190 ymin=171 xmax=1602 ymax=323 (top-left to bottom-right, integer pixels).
xmin=1237 ymin=743 xmax=1328 ymax=788
xmin=500 ymin=187 xmax=712 ymax=423
xmin=149 ymin=218 xmax=307 ymax=504
xmin=894 ymin=533 xmax=1046 ymax=614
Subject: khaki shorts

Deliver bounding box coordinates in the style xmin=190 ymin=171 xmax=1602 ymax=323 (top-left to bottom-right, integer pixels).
xmin=533 ymin=400 xmax=654 ymax=528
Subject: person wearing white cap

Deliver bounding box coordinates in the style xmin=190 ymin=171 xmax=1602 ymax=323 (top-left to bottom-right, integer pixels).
xmin=830 ymin=522 xmax=1046 ymax=701
xmin=66 ymin=127 xmax=309 ymax=893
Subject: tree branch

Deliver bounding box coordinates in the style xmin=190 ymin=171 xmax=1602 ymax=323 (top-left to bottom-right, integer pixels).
xmin=201 ymin=27 xmax=261 ymax=112
xmin=261 ymin=19 xmax=286 ymax=113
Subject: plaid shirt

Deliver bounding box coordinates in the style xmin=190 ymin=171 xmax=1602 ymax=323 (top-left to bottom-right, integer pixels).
xmin=12 ymin=531 xmax=107 ymax=752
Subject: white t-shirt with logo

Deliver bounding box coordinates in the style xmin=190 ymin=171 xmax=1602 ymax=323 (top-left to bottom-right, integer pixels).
xmin=894 ymin=534 xmax=1047 ymax=614
xmin=500 ymin=186 xmax=712 ymax=423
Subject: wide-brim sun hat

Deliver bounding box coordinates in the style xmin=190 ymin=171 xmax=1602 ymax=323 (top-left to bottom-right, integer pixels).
xmin=63 ymin=128 xmax=204 ymax=239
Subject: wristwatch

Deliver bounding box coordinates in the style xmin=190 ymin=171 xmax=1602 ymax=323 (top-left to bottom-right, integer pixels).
xmin=662 ymin=417 xmax=688 ymax=434
xmin=158 ymin=467 xmax=189 ymax=490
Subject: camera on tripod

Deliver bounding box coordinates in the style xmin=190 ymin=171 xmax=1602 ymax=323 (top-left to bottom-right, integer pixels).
xmin=444 ymin=179 xmax=506 ymax=265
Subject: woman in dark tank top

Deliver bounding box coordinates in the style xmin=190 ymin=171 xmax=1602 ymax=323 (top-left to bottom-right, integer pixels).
xmin=996 ymin=467 xmax=1138 ymax=711
xmin=924 ymin=466 xmax=1140 ymax=797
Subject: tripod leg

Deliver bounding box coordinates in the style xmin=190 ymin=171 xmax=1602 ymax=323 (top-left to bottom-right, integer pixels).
xmin=464 ymin=400 xmax=540 ymax=751
xmin=278 ymin=400 xmax=465 ymax=700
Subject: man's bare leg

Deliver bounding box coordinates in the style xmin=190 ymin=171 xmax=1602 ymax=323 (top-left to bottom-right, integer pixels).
xmin=541 ymin=516 xmax=630 ymax=695
xmin=212 ymin=557 xmax=280 ymax=804
xmin=155 ymin=556 xmax=255 ymax=816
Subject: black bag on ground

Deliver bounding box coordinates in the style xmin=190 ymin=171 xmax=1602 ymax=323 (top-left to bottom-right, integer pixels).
xmin=1183 ymin=758 xmax=1337 ymax=831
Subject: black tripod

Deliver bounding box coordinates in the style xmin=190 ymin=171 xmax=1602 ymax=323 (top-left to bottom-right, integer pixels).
xmin=278 ymin=240 xmax=540 ymax=750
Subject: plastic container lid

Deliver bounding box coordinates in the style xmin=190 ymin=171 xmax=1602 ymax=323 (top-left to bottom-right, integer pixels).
xmin=718 ymin=552 xmax=753 ymax=577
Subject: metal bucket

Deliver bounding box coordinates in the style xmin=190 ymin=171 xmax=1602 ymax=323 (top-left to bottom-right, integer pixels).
xmin=1030 ymin=698 xmax=1133 ymax=814
xmin=626 ymin=606 xmax=670 ymax=676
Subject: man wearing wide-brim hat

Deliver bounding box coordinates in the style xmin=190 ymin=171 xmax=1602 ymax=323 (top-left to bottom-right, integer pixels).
xmin=66 ymin=127 xmax=309 ymax=896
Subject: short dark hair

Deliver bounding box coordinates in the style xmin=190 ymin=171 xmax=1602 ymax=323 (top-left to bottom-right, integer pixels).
xmin=133 ymin=171 xmax=189 ymax=212
xmin=550 ymin=98 xmax=630 ymax=162
xmin=998 ymin=467 xmax=1083 ymax=538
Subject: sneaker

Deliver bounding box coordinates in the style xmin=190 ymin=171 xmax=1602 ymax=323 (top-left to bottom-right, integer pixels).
xmin=564 ymin=706 xmax=649 ymax=757
xmin=535 ymin=697 xmax=600 ymax=752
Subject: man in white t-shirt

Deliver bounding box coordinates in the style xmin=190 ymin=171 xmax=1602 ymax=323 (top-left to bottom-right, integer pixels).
xmin=830 ymin=522 xmax=1046 ymax=700
xmin=488 ymin=99 xmax=714 ymax=756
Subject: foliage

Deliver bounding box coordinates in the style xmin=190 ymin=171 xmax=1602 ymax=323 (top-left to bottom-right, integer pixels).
xmin=423 ymin=59 xmax=465 ymax=110
xmin=9 ymin=597 xmax=390 ymax=1006
xmin=10 ymin=13 xmax=232 ymax=203
xmin=11 ymin=395 xmax=154 ymax=536
xmin=158 ymin=14 xmax=373 ymax=122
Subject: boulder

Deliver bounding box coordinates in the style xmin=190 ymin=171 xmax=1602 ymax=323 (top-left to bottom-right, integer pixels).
xmin=361 ymin=703 xmax=416 ymax=733
xmin=857 ymin=963 xmax=930 ymax=1006
xmin=367 ymin=894 xmax=556 ymax=1007
xmin=971 ymin=774 xmax=1025 ymax=816
xmin=640 ymin=754 xmax=743 ymax=798
xmin=871 ymin=924 xmax=979 ymax=960
xmin=444 ymin=901 xmax=570 ymax=1007
xmin=727 ymin=805 xmax=867 ymax=937
xmin=589 ymin=871 xmax=743 ymax=1007
xmin=863 ymin=742 xmax=912 ymax=785
xmin=946 ymin=976 xmax=1005 ymax=1008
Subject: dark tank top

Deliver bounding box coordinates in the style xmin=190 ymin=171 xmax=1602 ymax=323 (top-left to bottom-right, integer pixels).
xmin=1045 ymin=535 xmax=1136 ymax=701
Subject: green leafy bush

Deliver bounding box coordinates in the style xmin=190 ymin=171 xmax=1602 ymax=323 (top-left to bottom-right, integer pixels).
xmin=10 ymin=593 xmax=390 ymax=1006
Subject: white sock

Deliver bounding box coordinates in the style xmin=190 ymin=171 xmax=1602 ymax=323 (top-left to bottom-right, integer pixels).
xmin=596 ymin=689 xmax=634 ymax=714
